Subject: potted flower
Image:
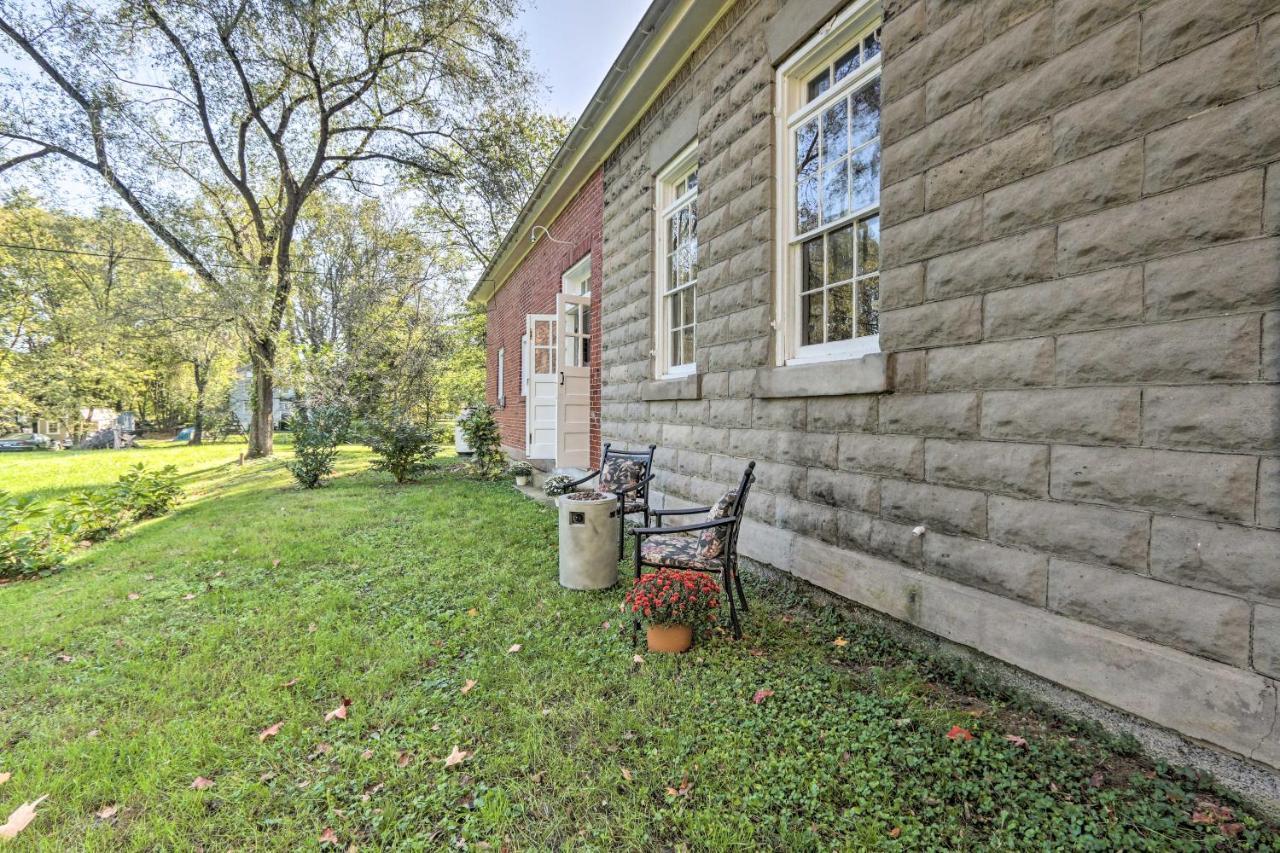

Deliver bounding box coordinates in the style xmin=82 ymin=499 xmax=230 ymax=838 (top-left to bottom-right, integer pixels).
xmin=509 ymin=460 xmax=533 ymax=486
xmin=625 ymin=568 xmax=721 ymax=653
xmin=543 ymin=474 xmax=575 ymax=497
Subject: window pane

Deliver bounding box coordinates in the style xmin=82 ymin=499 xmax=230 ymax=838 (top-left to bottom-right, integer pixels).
xmin=858 ymin=274 xmax=880 ymax=337
xmin=822 ymin=158 xmax=849 ymax=222
xmin=834 ymin=46 xmax=861 ymax=82
xmin=829 ymin=224 xmax=854 ymax=282
xmin=535 ymin=349 xmax=550 ymax=373
xmin=796 ymin=120 xmax=818 ymax=182
xmin=803 ymin=290 xmax=823 ymax=346
xmin=802 ymin=236 xmax=824 ymax=290
xmin=682 ymin=287 xmax=696 ymax=326
xmin=681 ymin=326 xmax=695 ymax=365
xmin=863 ymin=28 xmax=881 ymax=61
xmin=686 ymin=170 xmax=698 ymax=192
xmin=821 ymin=99 xmax=848 ymax=164
xmin=807 ymin=69 xmax=830 ymax=101
xmin=828 ymin=282 xmax=853 ymax=342
xmin=668 ymin=292 xmax=680 ymax=333
xmin=669 ymin=211 xmax=679 ymax=247
xmin=850 ymin=79 xmax=880 ymax=147
xmin=581 ymin=304 xmax=591 ymax=335
xmin=667 ymin=251 xmax=678 ymax=291
xmin=797 ymin=175 xmax=819 ymax=232
xmin=670 ymin=329 xmax=681 ymax=367
xmin=687 ymin=201 xmax=699 ymax=278
xmin=533 ymin=321 xmax=550 ymax=346
xmin=858 ymin=215 xmax=880 ymax=274
xmin=850 ymin=143 xmax=880 ymax=210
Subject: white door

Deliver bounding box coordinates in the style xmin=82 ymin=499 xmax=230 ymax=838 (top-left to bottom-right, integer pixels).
xmin=556 ymin=292 xmax=591 ymax=469
xmin=526 ymin=314 xmax=557 ymax=459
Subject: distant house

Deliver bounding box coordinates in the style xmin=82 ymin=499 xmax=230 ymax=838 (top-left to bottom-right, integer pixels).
xmin=228 ymin=368 xmax=297 ymax=429
xmin=475 ymin=0 xmax=1280 ymax=771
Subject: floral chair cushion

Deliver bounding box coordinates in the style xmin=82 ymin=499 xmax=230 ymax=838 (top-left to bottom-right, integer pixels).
xmin=621 ymin=499 xmax=647 ymax=515
xmin=696 ymin=490 xmax=738 ymax=560
xmin=600 ymin=457 xmax=646 ymax=494
xmin=640 ymin=532 xmax=723 ymax=571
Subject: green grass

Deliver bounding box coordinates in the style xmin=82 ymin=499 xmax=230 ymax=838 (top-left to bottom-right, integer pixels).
xmin=0 ymin=446 xmax=1275 ymax=849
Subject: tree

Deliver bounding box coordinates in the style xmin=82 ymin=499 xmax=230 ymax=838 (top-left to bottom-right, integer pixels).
xmin=0 ymin=0 xmax=543 ymax=457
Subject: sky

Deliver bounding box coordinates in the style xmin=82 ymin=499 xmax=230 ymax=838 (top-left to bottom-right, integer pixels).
xmin=515 ymin=0 xmax=651 ymax=121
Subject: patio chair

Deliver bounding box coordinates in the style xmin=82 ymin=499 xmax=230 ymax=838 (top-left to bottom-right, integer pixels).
xmin=565 ymin=443 xmax=657 ymax=559
xmin=630 ymin=461 xmax=756 ymax=641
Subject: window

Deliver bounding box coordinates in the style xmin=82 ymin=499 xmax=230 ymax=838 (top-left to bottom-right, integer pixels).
xmin=520 ymin=333 xmax=529 ymax=396
xmin=776 ymin=2 xmax=882 ymax=365
xmin=653 ymin=143 xmax=699 ymax=378
xmin=496 ymin=347 xmax=506 ymax=406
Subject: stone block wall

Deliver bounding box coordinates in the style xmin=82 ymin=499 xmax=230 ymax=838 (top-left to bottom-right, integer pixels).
xmin=600 ymin=0 xmax=1280 ymax=768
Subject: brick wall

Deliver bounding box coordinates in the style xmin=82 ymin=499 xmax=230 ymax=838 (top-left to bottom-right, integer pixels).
xmin=600 ymin=0 xmax=1280 ymax=767
xmin=486 ymin=168 xmax=604 ymax=466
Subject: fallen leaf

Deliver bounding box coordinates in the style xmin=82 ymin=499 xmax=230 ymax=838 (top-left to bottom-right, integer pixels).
xmin=1221 ymin=822 xmax=1244 ymax=838
xmin=361 ymin=782 xmax=384 ymax=802
xmin=466 ymin=608 xmax=479 ymax=617
xmin=631 ymin=654 xmax=644 ymax=664
xmin=181 ymin=593 xmax=197 ymax=601
xmin=0 ymin=795 xmax=47 ymax=840
xmin=325 ymin=698 xmax=352 ymax=722
xmin=601 ymin=620 xmax=610 ymax=629
xmin=1089 ymin=771 xmax=1105 ymax=788
xmin=281 ymin=678 xmax=299 ymax=688
xmin=664 ymin=778 xmax=692 ymax=798
xmin=1005 ymin=734 xmax=1028 ymax=748
xmin=444 ymin=745 xmax=471 ymax=768
xmin=319 ymin=827 xmax=339 ymax=845
xmin=752 ymin=689 xmax=774 ymax=705
xmin=396 ymin=751 xmax=413 ymax=768
xmin=309 ymin=743 xmax=333 ymax=760
xmin=361 ymin=749 xmax=374 ymax=760
xmin=507 ymin=643 xmax=522 ymax=654
xmin=888 ymin=826 xmax=902 ymax=839
xmin=748 ymin=648 xmax=766 ymax=657
xmin=832 ymin=636 xmax=848 ymax=647
xmin=86 ymin=730 xmax=99 ymax=738
xmin=259 ymin=721 xmax=285 ymax=742
xmin=308 ymin=623 xmax=317 ymax=633
xmin=94 ymin=804 xmax=118 ymax=820
xmin=0 ymin=772 xmax=8 ymax=786
xmin=191 ymin=776 xmax=214 ymax=790
xmin=126 ymin=593 xmax=141 ymax=601
xmin=212 ymin=571 xmax=224 ymax=578
xmin=621 ymin=767 xmax=632 ymax=781
xmin=259 ymin=771 xmax=276 ymax=783
xmin=271 ymin=559 xmax=281 ymax=568
xmin=56 ymin=654 xmax=73 ymax=663
xmin=945 ymin=725 xmax=974 ymax=741
xmin=461 ymin=679 xmax=477 ymax=695
xmin=144 ymin=574 xmax=155 ymax=581
xmin=529 ymin=771 xmax=545 ymax=784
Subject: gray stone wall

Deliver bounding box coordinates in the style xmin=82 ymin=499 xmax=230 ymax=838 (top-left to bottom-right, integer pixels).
xmin=600 ymin=0 xmax=1280 ymax=768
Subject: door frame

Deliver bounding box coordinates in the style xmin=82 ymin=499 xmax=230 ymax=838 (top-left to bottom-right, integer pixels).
xmin=524 ymin=313 xmax=557 ymax=460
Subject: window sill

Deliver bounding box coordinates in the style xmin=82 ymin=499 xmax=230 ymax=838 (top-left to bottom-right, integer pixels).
xmin=753 ymin=352 xmax=887 ymax=398
xmin=640 ymin=372 xmax=702 ymax=401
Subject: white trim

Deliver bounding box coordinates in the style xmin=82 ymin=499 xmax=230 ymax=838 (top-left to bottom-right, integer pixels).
xmin=653 ymin=141 xmax=700 ymax=379
xmin=496 ymin=347 xmax=506 ymax=407
xmin=520 ymin=333 xmax=529 ymax=397
xmin=774 ymin=0 xmax=883 ymax=367
xmin=562 ymin=253 xmax=592 ymax=295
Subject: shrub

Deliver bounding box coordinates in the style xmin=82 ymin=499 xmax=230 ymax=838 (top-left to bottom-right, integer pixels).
xmin=367 ymin=417 xmax=446 ymax=484
xmin=458 ymin=404 xmax=504 ymax=478
xmin=0 ymin=492 xmax=71 ymax=579
xmin=287 ymin=404 xmax=349 ymax=488
xmin=542 ymin=475 xmax=575 ymax=497
xmin=111 ymin=464 xmax=182 ymax=520
xmin=58 ymin=489 xmax=124 ymax=542
xmin=625 ymin=569 xmax=722 ymax=631
xmin=508 ymin=460 xmax=533 ymax=477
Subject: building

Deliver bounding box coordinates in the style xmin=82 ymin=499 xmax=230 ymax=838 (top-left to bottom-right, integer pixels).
xmin=476 ymin=0 xmax=1280 ymax=771
xmin=228 ymin=368 xmax=297 ymax=430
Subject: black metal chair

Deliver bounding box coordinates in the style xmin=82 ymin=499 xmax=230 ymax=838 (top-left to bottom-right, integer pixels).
xmin=566 ymin=443 xmax=657 ymax=559
xmin=630 ymin=461 xmax=756 ymax=640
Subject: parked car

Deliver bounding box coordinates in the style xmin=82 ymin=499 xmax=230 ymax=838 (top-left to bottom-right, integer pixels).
xmin=0 ymin=432 xmax=53 ymax=452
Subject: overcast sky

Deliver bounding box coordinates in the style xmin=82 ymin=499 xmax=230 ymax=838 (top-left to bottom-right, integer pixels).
xmin=515 ymin=0 xmax=650 ymax=120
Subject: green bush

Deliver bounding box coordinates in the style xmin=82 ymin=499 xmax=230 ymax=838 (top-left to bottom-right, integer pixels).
xmin=0 ymin=491 xmax=71 ymax=579
xmin=58 ymin=489 xmax=124 ymax=542
xmin=458 ymin=404 xmax=504 ymax=478
xmin=287 ymin=405 xmax=349 ymax=488
xmin=111 ymin=464 xmax=182 ymax=520
xmin=366 ymin=417 xmax=446 ymax=484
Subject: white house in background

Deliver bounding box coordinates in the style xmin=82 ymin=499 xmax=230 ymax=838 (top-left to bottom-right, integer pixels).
xmin=228 ymin=367 xmax=297 ymax=429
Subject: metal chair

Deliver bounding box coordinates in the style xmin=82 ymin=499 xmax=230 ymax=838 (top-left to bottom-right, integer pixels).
xmin=566 ymin=443 xmax=657 ymax=559
xmin=630 ymin=461 xmax=756 ymax=640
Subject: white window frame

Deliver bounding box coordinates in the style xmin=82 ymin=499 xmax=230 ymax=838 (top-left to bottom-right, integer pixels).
xmin=653 ymin=142 xmax=699 ymax=380
xmin=775 ymin=0 xmax=883 ymax=366
xmin=520 ymin=333 xmax=529 ymax=397
xmin=562 ymin=254 xmax=592 ymax=296
xmin=496 ymin=346 xmax=506 ymax=407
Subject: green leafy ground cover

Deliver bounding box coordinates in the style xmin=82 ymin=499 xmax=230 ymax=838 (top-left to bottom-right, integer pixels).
xmin=0 ymin=444 xmax=1275 ymax=849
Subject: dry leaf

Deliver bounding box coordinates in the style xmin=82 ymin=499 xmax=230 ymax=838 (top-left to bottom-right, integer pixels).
xmin=309 ymin=743 xmax=333 ymax=760
xmin=325 ymin=698 xmax=352 ymax=722
xmin=212 ymin=571 xmax=225 ymax=578
xmin=888 ymin=826 xmax=902 ymax=839
xmin=1088 ymin=771 xmax=1104 ymax=788
xmin=56 ymin=654 xmax=74 ymax=663
xmin=664 ymin=778 xmax=692 ymax=798
xmin=507 ymin=644 xmax=522 ymax=654
xmin=94 ymin=804 xmax=118 ymax=821
xmin=319 ymin=827 xmax=340 ymax=845
xmin=126 ymin=593 xmax=141 ymax=601
xmin=0 ymin=795 xmax=47 ymax=840
xmin=191 ymin=776 xmax=214 ymax=790
xmin=181 ymin=593 xmax=197 ymax=601
xmin=621 ymin=767 xmax=632 ymax=781
xmin=396 ymin=751 xmax=413 ymax=768
xmin=631 ymin=654 xmax=644 ymax=664
xmin=945 ymin=725 xmax=974 ymax=741
xmin=1005 ymin=734 xmax=1028 ymax=748
xmin=466 ymin=608 xmax=479 ymax=617
xmin=308 ymin=623 xmax=317 ymax=633
xmin=281 ymin=678 xmax=299 ymax=688
xmin=832 ymin=636 xmax=849 ymax=647
xmin=259 ymin=771 xmax=276 ymax=783
xmin=360 ymin=749 xmax=374 ymax=760
xmin=144 ymin=574 xmax=155 ymax=581
xmin=601 ymin=621 xmax=610 ymax=629
xmin=443 ymin=746 xmax=470 ymax=768
xmin=461 ymin=679 xmax=477 ymax=695
xmin=752 ymin=689 xmax=774 ymax=705
xmin=271 ymin=559 xmax=281 ymax=568
xmin=0 ymin=772 xmax=8 ymax=786
xmin=259 ymin=721 xmax=285 ymax=742
xmin=86 ymin=730 xmax=100 ymax=738
xmin=748 ymin=648 xmax=766 ymax=657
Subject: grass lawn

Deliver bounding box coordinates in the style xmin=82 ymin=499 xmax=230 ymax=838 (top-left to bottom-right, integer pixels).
xmin=0 ymin=445 xmax=1275 ymax=849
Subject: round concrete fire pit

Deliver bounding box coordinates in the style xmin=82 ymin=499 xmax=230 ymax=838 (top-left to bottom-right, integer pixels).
xmin=558 ymin=491 xmax=619 ymax=590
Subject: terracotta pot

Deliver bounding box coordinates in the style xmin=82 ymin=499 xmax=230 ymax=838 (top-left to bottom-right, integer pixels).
xmin=646 ymin=623 xmax=693 ymax=653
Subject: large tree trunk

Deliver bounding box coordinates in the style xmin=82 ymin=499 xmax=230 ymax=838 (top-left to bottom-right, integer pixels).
xmin=247 ymin=339 xmax=275 ymax=458
xmin=190 ymin=361 xmax=206 ymax=445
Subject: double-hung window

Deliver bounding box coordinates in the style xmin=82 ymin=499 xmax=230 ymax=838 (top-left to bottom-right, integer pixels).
xmin=776 ymin=3 xmax=882 ymax=364
xmin=654 ymin=143 xmax=699 ymax=378
xmin=496 ymin=347 xmax=506 ymax=407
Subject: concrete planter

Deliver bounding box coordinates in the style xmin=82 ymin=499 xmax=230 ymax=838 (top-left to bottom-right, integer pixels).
xmin=558 ymin=491 xmax=619 ymax=590
xmin=515 ymin=475 xmax=530 ymax=486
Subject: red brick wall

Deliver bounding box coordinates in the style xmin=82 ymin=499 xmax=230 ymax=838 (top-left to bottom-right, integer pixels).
xmin=486 ymin=167 xmax=604 ymax=467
